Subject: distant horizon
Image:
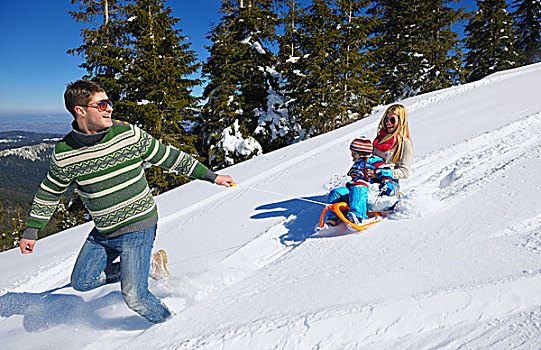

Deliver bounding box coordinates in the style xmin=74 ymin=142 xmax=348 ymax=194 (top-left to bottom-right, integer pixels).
xmin=0 ymin=113 xmax=72 ymax=134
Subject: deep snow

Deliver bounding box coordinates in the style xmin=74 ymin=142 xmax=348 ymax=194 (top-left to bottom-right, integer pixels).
xmin=1 ymin=63 xmax=541 ymax=349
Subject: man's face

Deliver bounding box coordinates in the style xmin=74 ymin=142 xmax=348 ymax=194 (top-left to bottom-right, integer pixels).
xmin=76 ymin=91 xmax=113 ymax=134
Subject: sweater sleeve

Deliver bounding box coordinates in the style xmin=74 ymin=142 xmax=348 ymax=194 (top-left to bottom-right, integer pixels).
xmin=391 ymin=138 xmax=413 ymax=180
xmin=23 ymin=153 xmax=73 ymax=239
xmin=138 ymin=128 xmax=217 ymax=183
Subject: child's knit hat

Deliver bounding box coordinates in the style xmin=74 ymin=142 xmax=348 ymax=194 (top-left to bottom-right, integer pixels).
xmin=350 ymin=137 xmax=373 ymax=156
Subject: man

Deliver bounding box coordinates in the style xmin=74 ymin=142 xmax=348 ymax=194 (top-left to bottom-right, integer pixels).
xmin=19 ymin=80 xmax=234 ymax=323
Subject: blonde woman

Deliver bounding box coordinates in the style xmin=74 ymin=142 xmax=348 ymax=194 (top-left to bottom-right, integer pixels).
xmin=370 ymin=104 xmax=413 ymax=189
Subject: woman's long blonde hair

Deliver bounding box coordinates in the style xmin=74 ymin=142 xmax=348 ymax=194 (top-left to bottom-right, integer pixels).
xmin=377 ymin=104 xmax=411 ymax=163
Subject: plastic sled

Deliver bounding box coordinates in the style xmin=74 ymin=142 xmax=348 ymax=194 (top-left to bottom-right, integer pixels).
xmin=319 ymin=202 xmax=384 ymax=231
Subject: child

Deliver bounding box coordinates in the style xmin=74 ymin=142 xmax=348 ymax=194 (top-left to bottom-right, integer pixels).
xmin=325 ymin=137 xmax=397 ymax=230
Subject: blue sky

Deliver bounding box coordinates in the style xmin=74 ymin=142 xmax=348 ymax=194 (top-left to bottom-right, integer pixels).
xmin=0 ymin=0 xmax=221 ymax=116
xmin=0 ymin=0 xmax=484 ymax=118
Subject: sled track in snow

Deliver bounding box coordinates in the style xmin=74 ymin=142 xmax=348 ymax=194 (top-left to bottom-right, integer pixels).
xmin=407 ymin=112 xmax=541 ymax=214
xmin=385 ymin=305 xmax=541 ymax=349
xmin=503 ymin=213 xmax=541 ymax=253
xmin=183 ymin=215 xmax=299 ymax=302
xmin=146 ymin=271 xmax=541 ymax=350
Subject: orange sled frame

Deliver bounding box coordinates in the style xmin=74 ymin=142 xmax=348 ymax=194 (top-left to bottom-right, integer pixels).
xmin=318 ymin=202 xmax=391 ymax=231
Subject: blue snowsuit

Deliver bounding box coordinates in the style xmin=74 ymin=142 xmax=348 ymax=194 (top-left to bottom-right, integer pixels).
xmin=328 ymin=155 xmax=397 ymax=220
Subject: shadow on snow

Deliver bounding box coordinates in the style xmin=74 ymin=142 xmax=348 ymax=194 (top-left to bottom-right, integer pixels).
xmin=0 ymin=284 xmax=150 ymax=332
xmin=250 ymin=194 xmax=329 ymax=246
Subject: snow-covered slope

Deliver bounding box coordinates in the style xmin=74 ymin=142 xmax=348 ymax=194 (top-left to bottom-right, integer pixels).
xmin=1 ymin=63 xmax=541 ymax=350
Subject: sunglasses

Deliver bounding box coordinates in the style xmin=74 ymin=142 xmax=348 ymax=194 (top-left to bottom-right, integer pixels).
xmin=86 ymin=99 xmax=113 ymax=112
xmin=384 ymin=116 xmax=397 ymax=124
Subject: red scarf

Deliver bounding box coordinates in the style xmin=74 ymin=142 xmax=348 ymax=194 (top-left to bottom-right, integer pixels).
xmin=373 ymin=129 xmax=397 ymax=152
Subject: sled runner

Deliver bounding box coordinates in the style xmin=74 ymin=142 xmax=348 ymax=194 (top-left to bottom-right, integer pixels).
xmin=318 ymin=202 xmax=384 ymax=231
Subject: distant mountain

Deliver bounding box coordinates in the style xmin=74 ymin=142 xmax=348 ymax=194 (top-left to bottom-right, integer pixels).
xmin=0 ymin=142 xmax=56 ymax=161
xmin=0 ymin=131 xmax=62 ymax=195
xmin=0 ymin=130 xmax=62 ymax=151
xmin=0 ymin=131 xmax=64 ymax=234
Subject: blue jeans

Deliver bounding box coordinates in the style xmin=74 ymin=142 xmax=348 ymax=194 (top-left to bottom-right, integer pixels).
xmin=71 ymin=225 xmax=171 ymax=323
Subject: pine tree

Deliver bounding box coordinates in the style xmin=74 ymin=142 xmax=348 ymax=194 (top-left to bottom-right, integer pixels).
xmin=120 ymin=0 xmax=202 ymax=193
xmin=201 ymin=10 xmax=246 ymax=169
xmin=54 ymin=195 xmax=88 ymax=231
xmin=291 ymin=0 xmax=342 ymax=135
xmin=419 ymin=0 xmax=466 ymax=91
xmin=512 ymin=0 xmax=541 ymax=64
xmin=252 ymin=0 xmax=303 ymax=152
xmin=370 ymin=0 xmax=465 ymax=103
xmin=278 ymin=0 xmax=304 ymax=60
xmin=464 ymin=0 xmax=520 ymax=83
xmin=7 ymin=205 xmax=25 ymax=250
xmin=252 ymin=67 xmax=299 ymax=152
xmin=275 ymin=0 xmax=308 ymax=141
xmin=68 ymin=0 xmax=130 ymax=98
xmin=201 ymin=0 xmax=279 ymax=169
xmin=369 ymin=0 xmax=421 ymax=102
xmin=278 ymin=0 xmax=379 ymax=137
xmin=0 ymin=202 xmax=8 ymax=251
xmin=332 ymin=0 xmax=380 ymax=124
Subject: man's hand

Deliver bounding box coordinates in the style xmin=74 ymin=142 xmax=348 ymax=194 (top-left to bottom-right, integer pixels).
xmin=214 ymin=175 xmax=235 ymax=187
xmin=19 ymin=238 xmax=36 ymax=254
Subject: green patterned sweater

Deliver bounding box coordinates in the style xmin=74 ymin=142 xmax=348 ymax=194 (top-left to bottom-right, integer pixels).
xmin=23 ymin=121 xmax=216 ymax=240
